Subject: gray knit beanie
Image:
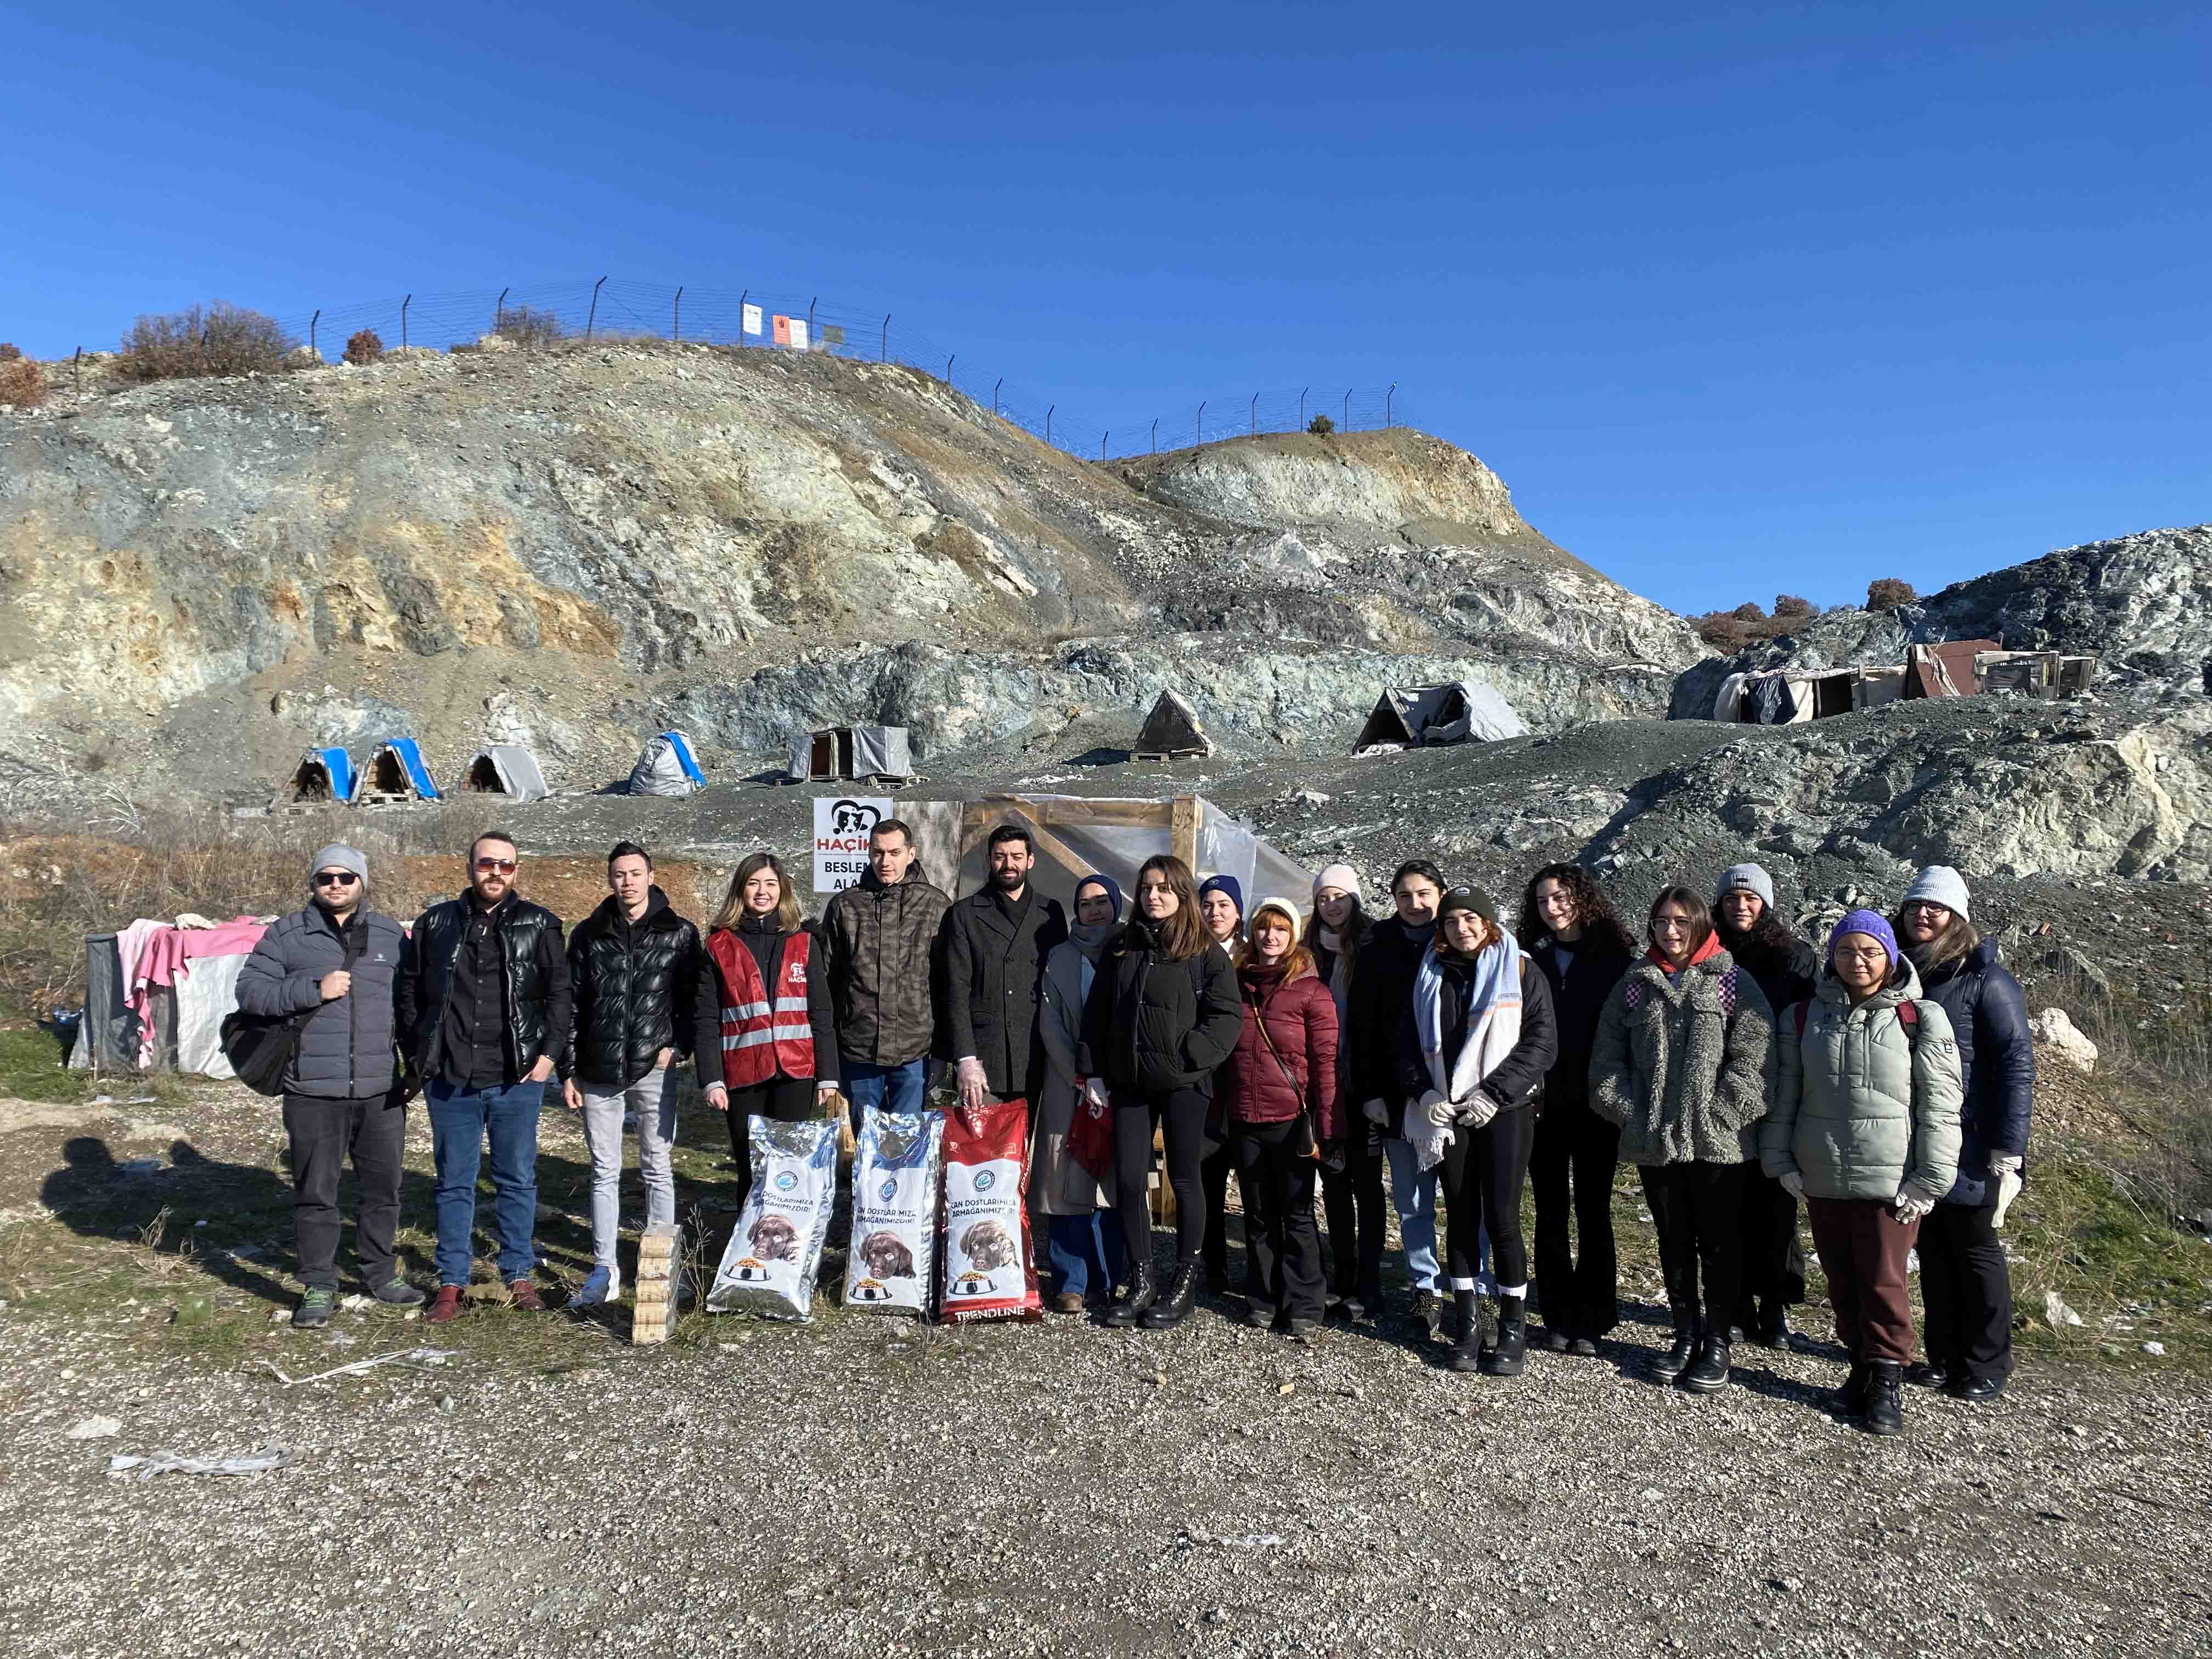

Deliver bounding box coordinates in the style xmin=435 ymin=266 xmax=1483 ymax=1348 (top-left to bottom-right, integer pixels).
xmin=1714 ymin=862 xmax=1775 ymax=910
xmin=1901 ymin=865 xmax=1971 ymax=919
xmin=309 ymin=843 xmax=368 ymax=883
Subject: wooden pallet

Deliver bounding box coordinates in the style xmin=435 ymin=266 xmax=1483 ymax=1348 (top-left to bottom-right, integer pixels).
xmin=631 ymin=1224 xmax=681 ymax=1345
xmin=351 ymin=791 xmax=421 ymax=808
xmin=1131 ymin=751 xmax=1206 ymax=763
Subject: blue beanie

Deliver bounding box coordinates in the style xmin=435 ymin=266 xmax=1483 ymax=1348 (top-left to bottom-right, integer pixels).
xmin=1197 ymin=873 xmax=1244 ymax=915
xmin=1075 ymin=872 xmax=1123 ymax=922
xmin=1828 ymin=909 xmax=1900 ymax=971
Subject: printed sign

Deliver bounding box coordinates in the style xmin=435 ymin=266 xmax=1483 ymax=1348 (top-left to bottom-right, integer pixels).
xmin=772 ymin=314 xmax=791 ymax=346
xmin=821 ymin=324 xmax=845 ymax=347
xmin=813 ymin=795 xmax=892 ymax=894
xmin=789 ymin=318 xmax=810 ymax=351
xmin=742 ymin=302 xmax=762 ymax=336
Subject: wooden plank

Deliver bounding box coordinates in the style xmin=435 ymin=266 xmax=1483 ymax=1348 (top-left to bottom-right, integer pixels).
xmin=1170 ymin=795 xmax=1200 ymax=872
xmin=1035 ymin=797 xmax=1172 ymax=828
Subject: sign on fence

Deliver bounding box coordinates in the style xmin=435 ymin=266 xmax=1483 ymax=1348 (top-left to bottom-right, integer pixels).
xmin=742 ymin=302 xmax=762 ymax=336
xmin=814 ymin=797 xmax=893 ymax=894
xmin=772 ymin=314 xmax=791 ymax=346
xmin=789 ymin=318 xmax=810 ymax=351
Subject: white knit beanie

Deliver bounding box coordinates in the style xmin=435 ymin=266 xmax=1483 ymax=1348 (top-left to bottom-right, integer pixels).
xmin=1313 ymin=863 xmax=1362 ymax=900
xmin=1902 ymin=865 xmax=1972 ymax=919
xmin=1714 ymin=862 xmax=1774 ymax=909
xmin=1249 ymin=896 xmax=1304 ymax=936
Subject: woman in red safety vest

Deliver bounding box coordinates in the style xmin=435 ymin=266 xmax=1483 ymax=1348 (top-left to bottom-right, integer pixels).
xmin=706 ymin=852 xmax=841 ymax=1205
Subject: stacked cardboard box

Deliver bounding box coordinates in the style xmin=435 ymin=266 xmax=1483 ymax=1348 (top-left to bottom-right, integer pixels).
xmin=633 ymin=1224 xmax=681 ymax=1346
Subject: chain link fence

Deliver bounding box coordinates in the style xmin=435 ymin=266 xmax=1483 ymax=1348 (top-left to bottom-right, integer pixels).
xmin=249 ymin=277 xmax=1402 ymax=462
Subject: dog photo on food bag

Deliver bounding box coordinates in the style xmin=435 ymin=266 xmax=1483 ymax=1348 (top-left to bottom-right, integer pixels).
xmin=859 ymin=1229 xmax=917 ymax=1280
xmin=749 ymin=1212 xmax=800 ymax=1263
xmin=960 ymin=1219 xmax=1017 ymax=1277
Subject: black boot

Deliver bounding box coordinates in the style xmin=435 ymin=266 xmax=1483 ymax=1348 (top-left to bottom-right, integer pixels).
xmin=1103 ymin=1261 xmax=1159 ymax=1329
xmin=1755 ymin=1299 xmax=1792 ymax=1348
xmin=1482 ymin=1295 xmax=1527 ymax=1378
xmin=1139 ymin=1265 xmax=1200 ymax=1330
xmin=1448 ymin=1290 xmax=1482 ymax=1373
xmin=1650 ymin=1312 xmax=1699 ymax=1381
xmin=1861 ymin=1361 xmax=1904 ymax=1435
xmin=1681 ymin=1329 xmax=1731 ymax=1393
xmin=1823 ymin=1362 xmax=1872 ymax=1415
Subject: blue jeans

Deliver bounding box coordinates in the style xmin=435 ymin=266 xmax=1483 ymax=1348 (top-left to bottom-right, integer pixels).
xmin=1385 ymin=1136 xmax=1494 ymax=1295
xmin=842 ymin=1058 xmax=927 ymax=1122
xmin=427 ymin=1078 xmax=544 ymax=1288
xmin=1047 ymin=1211 xmax=1126 ymax=1300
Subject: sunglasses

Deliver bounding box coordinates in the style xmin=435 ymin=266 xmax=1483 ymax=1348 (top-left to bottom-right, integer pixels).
xmin=313 ymin=871 xmax=360 ymax=887
xmin=474 ymin=857 xmax=518 ymax=874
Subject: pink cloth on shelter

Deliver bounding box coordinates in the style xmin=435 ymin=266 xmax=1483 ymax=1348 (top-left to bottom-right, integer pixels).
xmin=124 ymin=917 xmax=270 ymax=1069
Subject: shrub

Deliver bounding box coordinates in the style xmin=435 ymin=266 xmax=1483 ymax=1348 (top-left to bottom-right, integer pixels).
xmin=1866 ymin=577 xmax=1917 ymax=612
xmin=343 ymin=328 xmax=385 ymax=366
xmin=115 ymin=302 xmax=295 ymax=381
xmin=1774 ymin=593 xmax=1814 ymax=618
xmin=0 ymin=345 xmax=42 ymax=408
xmin=1307 ymin=414 xmax=1335 ymax=435
xmin=492 ymin=304 xmax=563 ymax=348
xmin=1730 ymin=601 xmax=1766 ymax=622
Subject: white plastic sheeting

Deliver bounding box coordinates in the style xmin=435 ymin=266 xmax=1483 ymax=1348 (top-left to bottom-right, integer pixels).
xmin=947 ymin=795 xmax=1313 ymax=913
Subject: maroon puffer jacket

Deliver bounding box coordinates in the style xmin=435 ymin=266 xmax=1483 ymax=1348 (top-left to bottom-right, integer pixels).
xmin=1218 ymin=961 xmax=1341 ymax=1143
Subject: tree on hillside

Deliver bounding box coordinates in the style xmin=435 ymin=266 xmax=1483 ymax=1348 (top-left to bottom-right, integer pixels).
xmin=1774 ymin=594 xmax=1814 ymax=618
xmin=1866 ymin=577 xmax=1918 ymax=612
xmin=116 ymin=303 xmax=295 ymax=380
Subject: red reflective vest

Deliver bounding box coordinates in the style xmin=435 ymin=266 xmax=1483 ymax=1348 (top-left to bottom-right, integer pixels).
xmin=707 ymin=928 xmax=816 ymax=1086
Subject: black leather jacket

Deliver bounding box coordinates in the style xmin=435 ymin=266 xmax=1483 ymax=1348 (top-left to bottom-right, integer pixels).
xmin=398 ymin=892 xmax=572 ymax=1084
xmin=562 ymin=888 xmax=720 ymax=1090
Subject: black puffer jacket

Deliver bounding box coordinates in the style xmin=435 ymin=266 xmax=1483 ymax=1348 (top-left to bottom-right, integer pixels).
xmin=1342 ymin=914 xmax=1435 ymax=1137
xmin=1913 ymin=938 xmax=2035 ymax=1206
xmin=562 ymin=888 xmax=721 ymax=1091
xmin=1075 ymin=921 xmax=1242 ymax=1096
xmin=1393 ymin=950 xmax=1560 ymax=1112
xmin=822 ymin=864 xmax=952 ymax=1069
xmin=1527 ymin=932 xmax=1633 ymax=1113
xmin=1719 ymin=926 xmax=1820 ymax=1032
xmin=398 ymin=893 xmax=572 ymax=1082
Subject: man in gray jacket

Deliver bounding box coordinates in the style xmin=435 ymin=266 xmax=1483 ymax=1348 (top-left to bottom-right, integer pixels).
xmin=234 ymin=844 xmax=421 ymax=1327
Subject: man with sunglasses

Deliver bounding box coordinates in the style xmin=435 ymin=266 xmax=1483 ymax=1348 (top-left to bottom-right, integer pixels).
xmin=235 ymin=844 xmax=418 ymax=1327
xmin=398 ymin=831 xmax=573 ymax=1323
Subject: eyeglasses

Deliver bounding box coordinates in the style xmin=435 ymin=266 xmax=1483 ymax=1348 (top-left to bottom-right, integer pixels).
xmin=313 ymin=871 xmax=360 ymax=887
xmin=1901 ymin=900 xmax=1949 ymax=915
xmin=474 ymin=857 xmax=518 ymax=874
xmin=1651 ymin=916 xmax=1693 ymax=933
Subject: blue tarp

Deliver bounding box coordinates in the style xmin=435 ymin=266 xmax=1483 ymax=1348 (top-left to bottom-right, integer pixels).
xmin=661 ymin=731 xmax=705 ymax=785
xmin=315 ymin=747 xmax=356 ymax=802
xmin=352 ymin=738 xmax=443 ymax=802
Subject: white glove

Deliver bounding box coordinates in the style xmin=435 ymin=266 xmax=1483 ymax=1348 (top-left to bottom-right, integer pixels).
xmin=1990 ymin=1154 xmax=2024 ymax=1229
xmin=1892 ymin=1189 xmax=1936 ymax=1225
xmin=1777 ymin=1169 xmax=1805 ymax=1201
xmin=1452 ymin=1093 xmax=1499 ymax=1131
xmin=1361 ymin=1098 xmax=1390 ymax=1126
xmin=1082 ymin=1077 xmax=1109 ymax=1110
xmin=1420 ymin=1090 xmax=1454 ymax=1128
xmin=956 ymin=1056 xmax=989 ymax=1110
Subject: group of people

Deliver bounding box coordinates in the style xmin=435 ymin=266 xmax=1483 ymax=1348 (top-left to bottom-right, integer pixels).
xmin=238 ymin=816 xmax=2033 ymax=1436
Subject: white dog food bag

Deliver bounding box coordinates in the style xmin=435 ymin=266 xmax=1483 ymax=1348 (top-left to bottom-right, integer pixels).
xmin=843 ymin=1107 xmax=945 ymax=1317
xmin=707 ymin=1115 xmax=839 ymax=1321
xmin=939 ymin=1097 xmax=1041 ymax=1324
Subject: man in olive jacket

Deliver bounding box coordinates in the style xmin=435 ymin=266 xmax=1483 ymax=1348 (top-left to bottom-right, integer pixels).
xmin=234 ymin=843 xmax=417 ymax=1327
xmin=396 ymin=830 xmax=572 ymax=1323
xmin=942 ymin=823 xmax=1068 ymax=1109
xmin=822 ymin=817 xmax=951 ymax=1117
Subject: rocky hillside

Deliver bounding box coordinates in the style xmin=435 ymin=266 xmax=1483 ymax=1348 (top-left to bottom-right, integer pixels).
xmin=0 ymin=340 xmax=1706 ymax=811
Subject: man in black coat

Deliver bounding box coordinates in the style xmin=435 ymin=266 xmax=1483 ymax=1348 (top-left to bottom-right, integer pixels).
xmin=396 ymin=830 xmax=572 ymax=1324
xmin=943 ymin=824 xmax=1068 ymax=1109
xmin=560 ymin=842 xmax=721 ymax=1308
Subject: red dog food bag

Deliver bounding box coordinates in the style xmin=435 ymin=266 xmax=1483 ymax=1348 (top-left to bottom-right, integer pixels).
xmin=939 ymin=1098 xmax=1041 ymax=1324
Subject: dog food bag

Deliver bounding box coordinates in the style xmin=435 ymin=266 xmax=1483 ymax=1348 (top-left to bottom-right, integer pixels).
xmin=707 ymin=1115 xmax=839 ymax=1321
xmin=843 ymin=1107 xmax=945 ymax=1316
xmin=939 ymin=1098 xmax=1042 ymax=1324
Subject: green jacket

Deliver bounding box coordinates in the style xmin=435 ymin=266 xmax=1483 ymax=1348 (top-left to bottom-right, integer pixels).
xmin=1588 ymin=949 xmax=1775 ymax=1167
xmin=1762 ymin=966 xmax=1963 ymax=1203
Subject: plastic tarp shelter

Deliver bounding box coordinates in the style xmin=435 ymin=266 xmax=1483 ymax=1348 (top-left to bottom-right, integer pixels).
xmin=70 ymin=921 xmax=270 ymax=1077
xmin=1713 ymin=667 xmax=1903 ymax=723
xmin=457 ymin=745 xmax=549 ymax=802
xmin=352 ymin=738 xmax=443 ymax=803
xmin=1352 ymin=682 xmax=1525 ymax=753
xmin=1132 ymin=691 xmax=1213 ymax=759
xmin=273 ymin=747 xmax=354 ymax=810
xmin=934 ymin=794 xmax=1315 ymax=913
xmin=1974 ymin=651 xmax=2099 ymax=700
xmin=1904 ymin=640 xmax=2002 ymax=699
xmin=627 ymin=731 xmax=706 ymax=796
xmin=788 ymin=726 xmax=913 ymax=782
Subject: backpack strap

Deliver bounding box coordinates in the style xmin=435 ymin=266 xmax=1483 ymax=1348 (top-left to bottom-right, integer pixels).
xmin=1796 ymin=997 xmax=1919 ymax=1043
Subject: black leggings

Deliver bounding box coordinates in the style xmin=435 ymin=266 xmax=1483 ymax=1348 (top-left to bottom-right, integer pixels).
xmin=1440 ymin=1105 xmax=1534 ymax=1291
xmin=728 ymin=1075 xmax=821 ymax=1210
xmin=1113 ymin=1086 xmax=1210 ymax=1271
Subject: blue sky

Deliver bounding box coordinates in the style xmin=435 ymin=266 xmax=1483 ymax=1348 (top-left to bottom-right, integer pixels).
xmin=5 ymin=2 xmax=2206 ymax=614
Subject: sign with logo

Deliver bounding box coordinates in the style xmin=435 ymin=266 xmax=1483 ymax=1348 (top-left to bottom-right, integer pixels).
xmin=813 ymin=795 xmax=893 ymax=894
xmin=742 ymin=302 xmax=762 ymax=337
xmin=789 ymin=318 xmax=810 ymax=351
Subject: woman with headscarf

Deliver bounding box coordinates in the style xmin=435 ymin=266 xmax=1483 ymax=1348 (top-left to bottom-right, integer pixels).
xmin=1218 ymin=896 xmax=1340 ymax=1335
xmin=1765 ymin=909 xmax=1963 ymax=1434
xmin=1517 ymin=862 xmax=1636 ymax=1355
xmin=1195 ymin=873 xmax=1246 ymax=1291
xmin=1711 ymin=863 xmax=1820 ymax=1348
xmin=1892 ymin=866 xmax=2031 ymax=1402
xmin=1034 ymin=873 xmax=1127 ymax=1313
xmin=1303 ymin=864 xmax=1378 ymax=1319
xmin=1080 ymin=855 xmax=1244 ymax=1330
xmin=1589 ymin=887 xmax=1775 ymax=1393
xmin=1391 ymin=885 xmax=1558 ymax=1373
